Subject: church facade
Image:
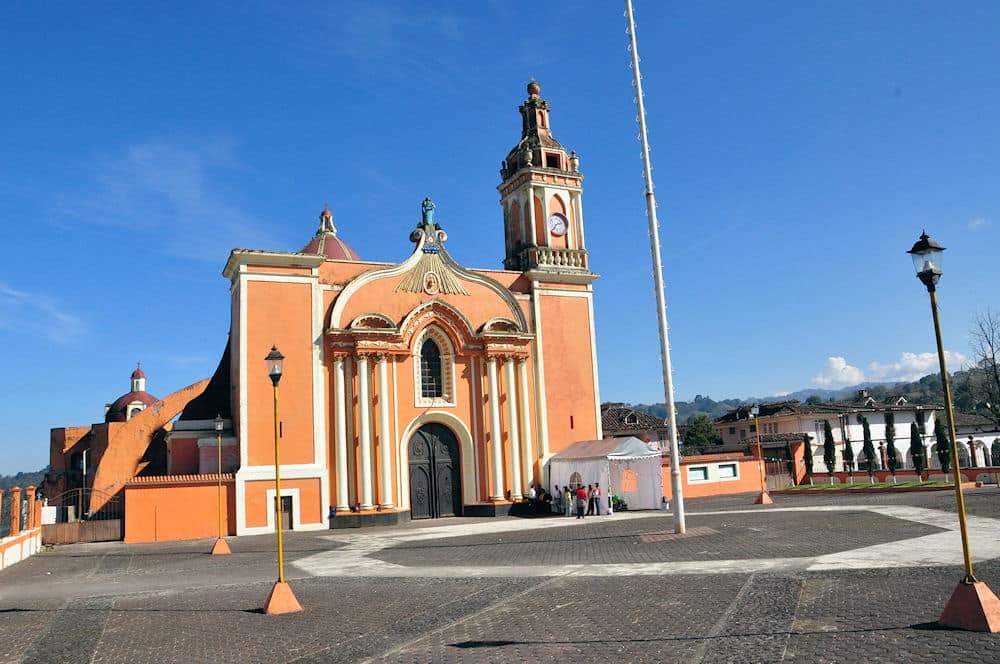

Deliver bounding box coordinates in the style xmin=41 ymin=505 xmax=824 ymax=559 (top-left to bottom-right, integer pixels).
xmin=224 ymin=81 xmax=600 ymax=534
xmin=48 ymin=81 xmax=603 ymax=538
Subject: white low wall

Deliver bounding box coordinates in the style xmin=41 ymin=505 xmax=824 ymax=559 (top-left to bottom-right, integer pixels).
xmin=0 ymin=529 xmax=42 ymax=570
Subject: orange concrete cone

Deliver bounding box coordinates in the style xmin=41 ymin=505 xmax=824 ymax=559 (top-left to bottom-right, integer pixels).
xmin=938 ymin=581 xmax=1000 ymax=632
xmin=211 ymin=538 xmax=232 ymax=555
xmin=264 ymin=581 xmax=303 ymax=615
xmin=754 ymin=491 xmax=774 ymax=505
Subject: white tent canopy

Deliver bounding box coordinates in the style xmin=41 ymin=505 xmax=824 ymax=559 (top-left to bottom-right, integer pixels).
xmin=549 ymin=437 xmax=663 ymax=511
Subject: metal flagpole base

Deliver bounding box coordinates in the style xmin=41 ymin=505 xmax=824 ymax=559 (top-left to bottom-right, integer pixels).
xmin=754 ymin=491 xmax=773 ymax=505
xmin=938 ymin=581 xmax=1000 ymax=632
xmin=210 ymin=537 xmax=231 ymax=555
xmin=264 ymin=581 xmax=303 ymax=615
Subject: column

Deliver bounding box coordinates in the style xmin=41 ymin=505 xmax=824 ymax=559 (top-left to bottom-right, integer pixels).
xmin=25 ymin=487 xmax=36 ymax=529
xmin=504 ymin=358 xmax=523 ymax=499
xmin=526 ymin=186 xmax=537 ymax=246
xmin=377 ymin=355 xmax=394 ymax=508
xmin=357 ymin=354 xmax=374 ymax=509
xmin=486 ymin=357 xmax=505 ymax=500
xmin=517 ymin=359 xmax=535 ymax=492
xmin=333 ymin=356 xmax=349 ymax=510
xmin=10 ymin=487 xmax=21 ymax=535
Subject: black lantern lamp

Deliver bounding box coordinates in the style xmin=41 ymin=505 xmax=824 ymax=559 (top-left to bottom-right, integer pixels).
xmin=907 ymin=231 xmax=945 ymax=291
xmin=265 ymin=346 xmax=284 ymax=386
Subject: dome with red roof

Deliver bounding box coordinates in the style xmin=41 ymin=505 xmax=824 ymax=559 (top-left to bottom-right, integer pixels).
xmin=105 ymin=365 xmax=158 ymax=422
xmin=301 ymin=205 xmax=360 ymax=261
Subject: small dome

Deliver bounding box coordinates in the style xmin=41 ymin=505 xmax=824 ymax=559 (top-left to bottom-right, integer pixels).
xmin=131 ymin=365 xmax=146 ymax=380
xmin=105 ymin=391 xmax=158 ymax=423
xmin=301 ymin=205 xmax=360 ymax=261
xmin=527 ymin=79 xmax=541 ymax=97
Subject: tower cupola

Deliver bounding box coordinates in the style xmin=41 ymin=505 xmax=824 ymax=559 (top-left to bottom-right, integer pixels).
xmin=497 ymin=82 xmax=593 ymax=281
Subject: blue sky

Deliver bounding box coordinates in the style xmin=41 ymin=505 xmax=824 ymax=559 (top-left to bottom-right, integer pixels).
xmin=2 ymin=2 xmax=998 ymax=473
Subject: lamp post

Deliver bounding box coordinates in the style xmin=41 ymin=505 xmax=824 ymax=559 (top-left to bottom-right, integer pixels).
xmin=210 ymin=414 xmax=231 ymax=555
xmin=908 ymin=232 xmax=999 ymax=631
xmin=262 ymin=345 xmax=302 ymax=615
xmin=749 ymin=406 xmax=773 ymax=505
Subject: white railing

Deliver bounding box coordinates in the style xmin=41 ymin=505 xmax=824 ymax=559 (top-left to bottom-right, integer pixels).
xmin=527 ymin=247 xmax=589 ymax=270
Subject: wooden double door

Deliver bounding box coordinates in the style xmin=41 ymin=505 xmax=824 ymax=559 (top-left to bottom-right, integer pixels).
xmin=408 ymin=423 xmax=461 ymax=520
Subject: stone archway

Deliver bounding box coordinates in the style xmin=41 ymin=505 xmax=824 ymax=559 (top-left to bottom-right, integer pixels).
xmin=407 ymin=423 xmax=462 ymax=520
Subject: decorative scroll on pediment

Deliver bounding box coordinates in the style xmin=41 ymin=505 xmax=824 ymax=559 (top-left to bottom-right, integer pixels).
xmin=395 ymin=250 xmax=469 ymax=296
xmin=395 ymin=197 xmax=469 ymax=296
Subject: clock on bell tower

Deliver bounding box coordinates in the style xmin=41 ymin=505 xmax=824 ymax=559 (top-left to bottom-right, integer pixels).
xmin=498 ymin=81 xmax=593 ymax=282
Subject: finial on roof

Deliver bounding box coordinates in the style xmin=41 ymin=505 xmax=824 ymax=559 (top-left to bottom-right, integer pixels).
xmin=527 ymin=79 xmax=540 ymax=97
xmin=317 ymin=204 xmax=337 ymax=235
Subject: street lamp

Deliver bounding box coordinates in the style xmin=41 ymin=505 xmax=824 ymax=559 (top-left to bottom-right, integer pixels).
xmin=749 ymin=405 xmax=773 ymax=505
xmin=909 ymin=231 xmax=999 ymax=631
xmin=262 ymin=345 xmax=302 ymax=615
xmin=210 ymin=414 xmax=231 ymax=555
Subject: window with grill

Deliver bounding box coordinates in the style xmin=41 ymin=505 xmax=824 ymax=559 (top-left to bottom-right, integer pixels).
xmin=420 ymin=339 xmax=443 ymax=398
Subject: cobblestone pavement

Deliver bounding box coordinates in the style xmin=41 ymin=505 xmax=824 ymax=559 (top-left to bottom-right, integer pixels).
xmin=1 ymin=490 xmax=999 ymax=662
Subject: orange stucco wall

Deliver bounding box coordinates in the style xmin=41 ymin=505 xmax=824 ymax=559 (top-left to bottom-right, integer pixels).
xmin=244 ymin=477 xmax=322 ymax=528
xmin=246 ymin=280 xmax=314 ymax=467
xmin=661 ymin=455 xmax=762 ymax=499
xmin=539 ymin=292 xmax=598 ymax=453
xmin=124 ymin=479 xmax=235 ymax=543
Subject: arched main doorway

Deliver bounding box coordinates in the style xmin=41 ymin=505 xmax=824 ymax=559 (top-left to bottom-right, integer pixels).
xmin=408 ymin=423 xmax=461 ymax=520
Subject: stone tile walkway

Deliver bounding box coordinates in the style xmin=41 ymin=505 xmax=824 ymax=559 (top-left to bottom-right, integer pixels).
xmin=1 ymin=490 xmax=999 ymax=662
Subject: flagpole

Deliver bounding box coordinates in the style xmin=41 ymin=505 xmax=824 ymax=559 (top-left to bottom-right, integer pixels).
xmin=624 ymin=0 xmax=685 ymax=533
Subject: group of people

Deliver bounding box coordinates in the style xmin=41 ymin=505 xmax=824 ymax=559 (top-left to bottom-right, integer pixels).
xmin=522 ymin=483 xmax=609 ymax=518
xmin=553 ymin=483 xmax=607 ymax=518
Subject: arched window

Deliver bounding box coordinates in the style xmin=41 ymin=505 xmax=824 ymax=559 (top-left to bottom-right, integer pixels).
xmin=414 ymin=327 xmax=455 ymax=406
xmin=420 ymin=338 xmax=443 ymax=399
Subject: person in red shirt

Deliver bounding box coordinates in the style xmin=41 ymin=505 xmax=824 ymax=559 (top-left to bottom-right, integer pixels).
xmin=575 ymin=484 xmax=588 ymax=519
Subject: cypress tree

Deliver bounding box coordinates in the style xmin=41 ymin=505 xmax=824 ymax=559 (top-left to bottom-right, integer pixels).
xmin=823 ymin=420 xmax=836 ymax=484
xmin=885 ymin=411 xmax=898 ymax=483
xmin=802 ymin=433 xmax=815 ymax=482
xmin=843 ymin=430 xmax=856 ymax=482
xmin=862 ymin=417 xmax=877 ymax=483
xmin=910 ymin=422 xmax=926 ymax=481
xmin=935 ymin=417 xmax=952 ymax=481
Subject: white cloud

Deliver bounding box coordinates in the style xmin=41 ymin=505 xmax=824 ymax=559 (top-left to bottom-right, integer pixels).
xmin=813 ymin=356 xmax=866 ymax=387
xmin=812 ymin=351 xmax=971 ymax=388
xmin=0 ymin=282 xmax=85 ymax=344
xmin=60 ymin=138 xmax=278 ymax=262
xmin=968 ymin=217 xmax=991 ymax=231
xmin=868 ymin=351 xmax=969 ymax=383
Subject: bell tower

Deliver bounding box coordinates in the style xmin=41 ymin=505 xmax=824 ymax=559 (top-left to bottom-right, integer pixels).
xmin=498 ymin=81 xmax=592 ymax=280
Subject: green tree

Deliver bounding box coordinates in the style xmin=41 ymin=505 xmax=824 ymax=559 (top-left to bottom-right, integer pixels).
xmin=823 ymin=420 xmax=837 ymax=483
xmin=682 ymin=413 xmax=722 ymax=454
xmin=843 ymin=428 xmax=855 ymax=479
xmin=805 ymin=395 xmax=823 ymax=405
xmin=885 ymin=411 xmax=898 ymax=481
xmin=935 ymin=417 xmax=952 ymax=479
xmin=802 ymin=433 xmax=815 ymax=481
xmin=861 ymin=416 xmax=877 ymax=482
xmin=910 ymin=422 xmax=926 ymax=480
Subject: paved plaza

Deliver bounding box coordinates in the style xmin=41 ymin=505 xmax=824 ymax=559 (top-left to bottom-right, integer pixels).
xmin=3 ymin=490 xmax=1000 ymax=662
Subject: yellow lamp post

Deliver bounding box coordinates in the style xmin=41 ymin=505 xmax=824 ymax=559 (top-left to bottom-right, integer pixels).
xmin=262 ymin=345 xmax=302 ymax=615
xmin=210 ymin=414 xmax=231 ymax=555
xmin=749 ymin=405 xmax=773 ymax=505
xmin=909 ymin=232 xmax=999 ymax=631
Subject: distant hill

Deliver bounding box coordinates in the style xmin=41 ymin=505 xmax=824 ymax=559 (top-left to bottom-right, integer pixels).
xmin=627 ymin=368 xmax=993 ymax=424
xmin=0 ymin=467 xmax=46 ymax=491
